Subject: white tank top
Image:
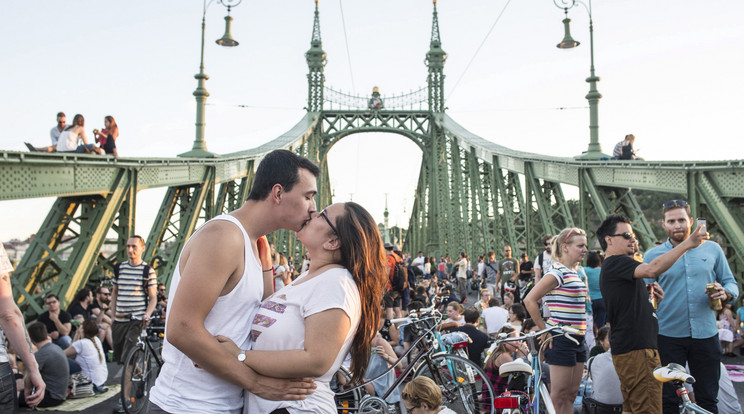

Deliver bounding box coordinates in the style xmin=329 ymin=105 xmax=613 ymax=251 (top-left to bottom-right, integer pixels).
xmin=149 ymin=215 xmax=263 ymax=414
xmin=56 ymin=129 xmax=79 ymax=152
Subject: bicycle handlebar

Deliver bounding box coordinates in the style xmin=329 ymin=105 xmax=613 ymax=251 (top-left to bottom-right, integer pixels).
xmin=492 ymin=324 xmax=580 ymax=349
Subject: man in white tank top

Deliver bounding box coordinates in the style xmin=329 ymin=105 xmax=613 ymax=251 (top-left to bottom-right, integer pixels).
xmin=149 ymin=150 xmax=321 ymax=414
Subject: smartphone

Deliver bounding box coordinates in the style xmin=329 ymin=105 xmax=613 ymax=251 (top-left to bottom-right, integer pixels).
xmin=697 ymin=217 xmax=707 ymax=230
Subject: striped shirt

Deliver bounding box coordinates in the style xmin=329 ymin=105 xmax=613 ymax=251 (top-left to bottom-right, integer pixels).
xmin=545 ymin=262 xmax=587 ymax=335
xmin=113 ymin=261 xmax=157 ymax=322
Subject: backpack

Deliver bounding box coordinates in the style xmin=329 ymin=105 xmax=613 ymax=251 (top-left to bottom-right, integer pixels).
xmin=114 ymin=262 xmax=153 ymax=306
xmin=391 ymin=260 xmax=408 ymax=292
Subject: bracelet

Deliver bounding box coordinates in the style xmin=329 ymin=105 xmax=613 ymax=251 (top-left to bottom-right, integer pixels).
xmin=262 ymin=268 xmax=273 ymax=272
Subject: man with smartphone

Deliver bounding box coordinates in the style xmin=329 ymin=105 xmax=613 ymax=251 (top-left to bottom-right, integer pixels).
xmin=644 ymin=200 xmax=738 ymax=414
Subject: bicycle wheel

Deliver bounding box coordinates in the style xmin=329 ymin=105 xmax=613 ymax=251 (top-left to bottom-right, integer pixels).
xmin=414 ymin=354 xmax=495 ymax=414
xmin=121 ymin=346 xmax=157 ymax=414
xmin=333 ymin=366 xmax=365 ymax=413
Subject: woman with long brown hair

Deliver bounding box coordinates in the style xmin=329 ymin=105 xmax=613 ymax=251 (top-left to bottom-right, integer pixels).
xmin=217 ymin=202 xmax=387 ymax=413
xmin=93 ymin=115 xmax=119 ymax=158
xmin=56 ymin=114 xmax=103 ymax=154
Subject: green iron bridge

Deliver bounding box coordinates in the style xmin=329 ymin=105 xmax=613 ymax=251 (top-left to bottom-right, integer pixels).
xmin=2 ymin=2 xmax=743 ymax=315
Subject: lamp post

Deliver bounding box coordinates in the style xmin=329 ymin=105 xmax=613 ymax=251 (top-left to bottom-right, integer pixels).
xmin=180 ymin=0 xmax=241 ymax=158
xmin=554 ymin=0 xmax=609 ymax=160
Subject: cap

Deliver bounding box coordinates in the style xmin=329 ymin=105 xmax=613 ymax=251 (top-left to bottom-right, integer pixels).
xmin=384 ymin=243 xmax=393 ymax=250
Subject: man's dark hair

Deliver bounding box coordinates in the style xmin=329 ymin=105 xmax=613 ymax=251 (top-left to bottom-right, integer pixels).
xmin=488 ymin=297 xmax=500 ymax=307
xmin=408 ymin=300 xmax=425 ymax=312
xmin=27 ymin=322 xmax=48 ymax=343
xmin=56 ymin=112 xmax=65 ymax=118
xmin=44 ymin=293 xmax=59 ymax=302
xmin=246 ymin=150 xmax=320 ymax=201
xmin=596 ymin=214 xmax=633 ymax=251
xmin=540 ymin=234 xmax=553 ymax=245
xmin=463 ymin=308 xmax=480 ymax=324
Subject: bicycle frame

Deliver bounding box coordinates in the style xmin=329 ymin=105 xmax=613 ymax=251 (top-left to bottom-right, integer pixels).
xmin=491 ymin=326 xmax=576 ymax=414
xmin=336 ymin=310 xmax=492 ymax=413
xmin=672 ymin=381 xmax=713 ymax=414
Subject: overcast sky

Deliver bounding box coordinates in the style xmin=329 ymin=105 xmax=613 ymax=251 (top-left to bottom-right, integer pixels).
xmin=1 ymin=0 xmax=743 ymax=240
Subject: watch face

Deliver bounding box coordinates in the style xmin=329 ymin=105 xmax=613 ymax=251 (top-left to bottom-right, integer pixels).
xmin=238 ymin=351 xmax=246 ymax=362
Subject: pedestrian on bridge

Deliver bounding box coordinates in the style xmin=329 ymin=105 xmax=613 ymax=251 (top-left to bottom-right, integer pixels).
xmin=597 ymin=213 xmax=708 ymax=414
xmin=148 ymin=149 xmax=319 ymax=413
xmin=454 ymin=252 xmax=469 ymax=302
xmin=92 ymin=115 xmax=119 ymax=159
xmin=215 ymin=201 xmax=387 ymax=413
xmin=523 ymin=227 xmax=589 ymax=414
xmin=644 ymin=200 xmax=738 ymax=413
xmin=56 ymin=114 xmax=104 ymax=154
xmin=0 ymin=244 xmax=45 ymax=410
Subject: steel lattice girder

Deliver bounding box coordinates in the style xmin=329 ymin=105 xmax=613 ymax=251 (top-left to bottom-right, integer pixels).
xmin=144 ymin=168 xmax=216 ymax=288
xmin=12 ymin=170 xmax=133 ymax=314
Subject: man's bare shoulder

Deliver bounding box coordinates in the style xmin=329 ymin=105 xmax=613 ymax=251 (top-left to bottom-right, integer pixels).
xmin=191 ymin=219 xmax=244 ymax=244
xmin=181 ymin=220 xmax=246 ymax=262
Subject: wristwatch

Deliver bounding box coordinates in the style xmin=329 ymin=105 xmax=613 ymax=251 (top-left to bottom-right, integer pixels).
xmin=237 ymin=350 xmax=247 ymax=362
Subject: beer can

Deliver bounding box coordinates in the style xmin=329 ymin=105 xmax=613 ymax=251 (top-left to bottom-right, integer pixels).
xmin=647 ymin=283 xmax=657 ymax=310
xmin=706 ymin=283 xmax=722 ymax=311
xmin=107 ymin=350 xmax=114 ymax=362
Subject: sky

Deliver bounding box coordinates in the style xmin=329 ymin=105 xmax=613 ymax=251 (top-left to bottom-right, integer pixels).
xmin=1 ymin=0 xmax=743 ymax=241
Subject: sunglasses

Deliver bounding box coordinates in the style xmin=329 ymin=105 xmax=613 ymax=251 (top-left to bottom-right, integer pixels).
xmin=319 ymin=210 xmax=338 ymax=234
xmin=663 ymin=199 xmax=688 ymax=209
xmin=609 ymin=232 xmax=637 ymax=240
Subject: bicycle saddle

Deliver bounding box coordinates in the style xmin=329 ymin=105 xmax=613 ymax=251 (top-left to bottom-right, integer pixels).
xmin=499 ymin=360 xmax=532 ymax=377
xmin=441 ymin=331 xmax=471 ymax=346
xmin=653 ymin=363 xmax=695 ymax=384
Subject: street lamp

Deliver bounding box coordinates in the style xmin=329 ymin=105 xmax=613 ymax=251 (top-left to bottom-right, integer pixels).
xmin=554 ymin=0 xmax=609 ymax=160
xmin=180 ymin=0 xmax=242 ymax=158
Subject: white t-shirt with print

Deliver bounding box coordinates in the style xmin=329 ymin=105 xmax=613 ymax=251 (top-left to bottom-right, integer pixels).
xmin=245 ymin=267 xmax=361 ymax=414
xmin=72 ymin=337 xmax=108 ymax=386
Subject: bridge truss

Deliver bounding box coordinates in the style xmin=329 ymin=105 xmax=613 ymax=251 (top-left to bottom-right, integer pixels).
xmin=1 ymin=1 xmax=742 ymax=313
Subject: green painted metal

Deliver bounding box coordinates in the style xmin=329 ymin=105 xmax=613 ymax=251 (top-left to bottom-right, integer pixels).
xmin=3 ymin=0 xmax=744 ymax=314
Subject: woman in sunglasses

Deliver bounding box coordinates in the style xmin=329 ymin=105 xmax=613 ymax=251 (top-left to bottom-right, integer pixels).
xmin=217 ymin=202 xmax=387 ymax=413
xmin=524 ymin=227 xmax=589 ymax=414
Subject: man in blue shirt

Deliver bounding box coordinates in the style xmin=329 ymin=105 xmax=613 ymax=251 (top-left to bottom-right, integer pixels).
xmin=644 ymin=200 xmax=738 ymax=414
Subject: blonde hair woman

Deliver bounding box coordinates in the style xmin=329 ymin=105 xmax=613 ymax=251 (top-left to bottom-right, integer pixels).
xmin=523 ymin=227 xmax=588 ymax=414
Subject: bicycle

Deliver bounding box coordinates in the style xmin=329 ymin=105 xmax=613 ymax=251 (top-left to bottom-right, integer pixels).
xmin=653 ymin=363 xmax=713 ymax=414
xmin=489 ymin=324 xmax=580 ymax=414
xmin=120 ymin=317 xmax=165 ymax=414
xmin=333 ymin=305 xmax=495 ymax=413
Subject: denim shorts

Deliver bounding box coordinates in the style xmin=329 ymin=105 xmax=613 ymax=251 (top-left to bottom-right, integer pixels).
xmin=0 ymin=362 xmax=18 ymax=413
xmin=544 ymin=333 xmax=587 ymax=366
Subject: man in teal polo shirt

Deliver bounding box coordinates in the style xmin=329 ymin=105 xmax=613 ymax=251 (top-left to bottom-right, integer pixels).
xmin=644 ymin=200 xmax=738 ymax=414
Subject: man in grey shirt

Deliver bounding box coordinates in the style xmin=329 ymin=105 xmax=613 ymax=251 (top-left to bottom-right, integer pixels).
xmin=22 ymin=322 xmax=68 ymax=408
xmin=587 ymin=352 xmax=623 ymax=405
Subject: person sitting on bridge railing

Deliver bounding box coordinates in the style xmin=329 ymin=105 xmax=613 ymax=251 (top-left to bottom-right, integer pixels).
xmin=612 ymin=134 xmax=643 ymax=160
xmin=55 ymin=114 xmax=104 ymax=155
xmin=149 ymin=149 xmax=320 ymax=412
xmin=92 ymin=115 xmax=119 ymax=159
xmin=24 ymin=111 xmax=66 ymax=153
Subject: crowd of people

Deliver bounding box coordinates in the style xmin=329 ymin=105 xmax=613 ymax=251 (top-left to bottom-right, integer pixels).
xmin=25 ymin=112 xmax=119 ymax=159
xmin=0 ymin=234 xmax=167 ymax=411
xmin=1 ymin=148 xmax=742 ymax=414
